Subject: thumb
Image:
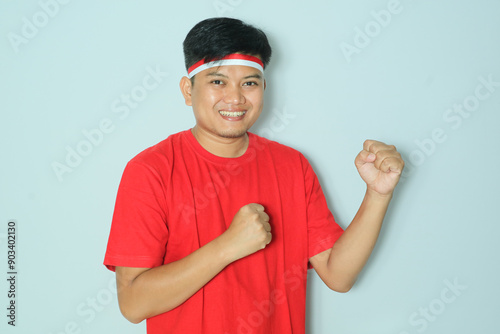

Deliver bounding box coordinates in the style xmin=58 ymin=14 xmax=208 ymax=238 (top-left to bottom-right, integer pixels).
xmin=355 ymin=150 xmax=376 ymax=169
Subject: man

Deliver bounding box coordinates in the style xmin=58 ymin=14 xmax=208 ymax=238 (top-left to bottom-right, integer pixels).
xmin=104 ymin=17 xmax=404 ymax=333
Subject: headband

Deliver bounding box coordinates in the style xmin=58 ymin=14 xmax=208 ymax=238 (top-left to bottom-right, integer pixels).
xmin=187 ymin=54 xmax=264 ymax=78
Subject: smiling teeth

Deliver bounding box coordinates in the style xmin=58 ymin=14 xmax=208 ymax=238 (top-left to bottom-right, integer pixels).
xmin=219 ymin=111 xmax=246 ymax=117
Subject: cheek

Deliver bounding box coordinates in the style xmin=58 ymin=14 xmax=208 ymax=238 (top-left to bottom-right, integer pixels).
xmin=249 ymin=91 xmax=265 ymax=110
xmin=193 ymin=99 xmax=219 ymax=116
xmin=192 ymin=87 xmax=222 ymax=106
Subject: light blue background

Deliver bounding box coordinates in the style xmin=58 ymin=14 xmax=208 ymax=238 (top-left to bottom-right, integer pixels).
xmin=1 ymin=0 xmax=499 ymax=333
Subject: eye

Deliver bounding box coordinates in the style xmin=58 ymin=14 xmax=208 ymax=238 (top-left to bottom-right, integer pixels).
xmin=243 ymin=81 xmax=258 ymax=86
xmin=211 ymin=80 xmax=224 ymax=85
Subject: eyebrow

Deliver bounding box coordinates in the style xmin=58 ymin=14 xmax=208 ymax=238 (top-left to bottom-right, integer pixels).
xmin=206 ymin=71 xmax=263 ymax=80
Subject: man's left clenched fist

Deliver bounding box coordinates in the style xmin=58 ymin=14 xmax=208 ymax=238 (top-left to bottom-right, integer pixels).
xmin=354 ymin=140 xmax=405 ymax=197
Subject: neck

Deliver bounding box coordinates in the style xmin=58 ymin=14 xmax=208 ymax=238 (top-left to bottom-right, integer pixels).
xmin=191 ymin=127 xmax=249 ymax=158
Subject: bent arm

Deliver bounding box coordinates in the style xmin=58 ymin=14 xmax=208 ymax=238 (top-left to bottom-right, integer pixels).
xmin=310 ymin=140 xmax=403 ymax=292
xmin=310 ymin=189 xmax=392 ymax=292
xmin=115 ymin=203 xmax=271 ymax=324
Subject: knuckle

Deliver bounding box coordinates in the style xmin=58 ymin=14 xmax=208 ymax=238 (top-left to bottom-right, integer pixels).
xmin=364 ymin=139 xmax=373 ymax=145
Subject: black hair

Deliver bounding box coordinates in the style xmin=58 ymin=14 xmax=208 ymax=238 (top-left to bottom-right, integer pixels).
xmin=183 ymin=17 xmax=272 ymax=75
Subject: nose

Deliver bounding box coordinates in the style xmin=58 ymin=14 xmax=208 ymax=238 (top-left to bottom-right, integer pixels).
xmin=223 ymin=84 xmax=245 ymax=105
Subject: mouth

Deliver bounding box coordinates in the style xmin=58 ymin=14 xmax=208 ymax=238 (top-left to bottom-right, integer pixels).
xmin=218 ymin=110 xmax=246 ymax=117
xmin=218 ymin=110 xmax=247 ymax=121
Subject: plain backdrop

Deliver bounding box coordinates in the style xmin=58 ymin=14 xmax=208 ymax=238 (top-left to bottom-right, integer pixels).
xmin=1 ymin=0 xmax=499 ymax=333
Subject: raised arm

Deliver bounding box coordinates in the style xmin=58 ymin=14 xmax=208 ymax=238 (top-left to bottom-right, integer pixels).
xmin=116 ymin=203 xmax=271 ymax=323
xmin=310 ymin=140 xmax=404 ymax=292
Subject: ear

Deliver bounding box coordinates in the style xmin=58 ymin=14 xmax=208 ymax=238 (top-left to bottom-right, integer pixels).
xmin=179 ymin=76 xmax=193 ymax=106
xmin=264 ymin=79 xmax=267 ymax=91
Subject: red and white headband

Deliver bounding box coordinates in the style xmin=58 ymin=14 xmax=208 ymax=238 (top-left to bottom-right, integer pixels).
xmin=187 ymin=54 xmax=264 ymax=78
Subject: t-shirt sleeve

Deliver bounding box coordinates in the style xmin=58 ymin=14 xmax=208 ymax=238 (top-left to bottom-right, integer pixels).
xmin=103 ymin=160 xmax=169 ymax=272
xmin=302 ymin=155 xmax=344 ymax=267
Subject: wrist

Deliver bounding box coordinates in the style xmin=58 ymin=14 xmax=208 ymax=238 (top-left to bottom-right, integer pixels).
xmin=212 ymin=233 xmax=237 ymax=266
xmin=365 ymin=187 xmax=393 ymax=203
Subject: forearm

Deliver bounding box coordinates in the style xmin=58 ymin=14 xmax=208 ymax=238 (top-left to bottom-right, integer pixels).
xmin=326 ymin=188 xmax=392 ymax=290
xmin=117 ymin=236 xmax=232 ymax=323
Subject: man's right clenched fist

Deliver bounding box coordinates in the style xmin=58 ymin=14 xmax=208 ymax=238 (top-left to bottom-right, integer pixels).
xmin=220 ymin=203 xmax=271 ymax=263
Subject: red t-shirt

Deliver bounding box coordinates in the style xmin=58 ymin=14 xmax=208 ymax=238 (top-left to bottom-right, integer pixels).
xmin=104 ymin=130 xmax=343 ymax=334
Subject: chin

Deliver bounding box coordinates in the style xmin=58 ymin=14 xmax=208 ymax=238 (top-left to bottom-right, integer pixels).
xmin=217 ymin=128 xmax=248 ymax=139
